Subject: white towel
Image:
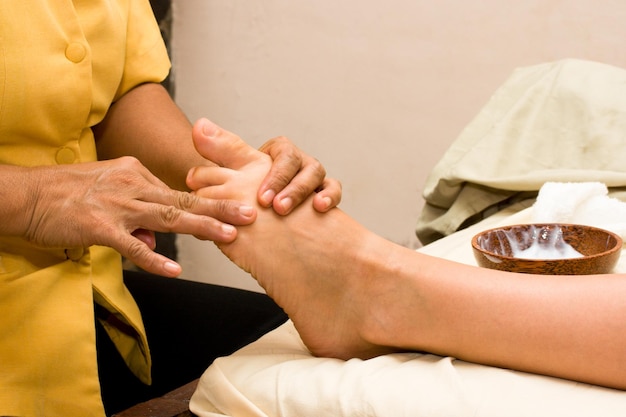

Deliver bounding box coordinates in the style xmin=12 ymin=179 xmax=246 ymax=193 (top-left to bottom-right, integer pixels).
xmin=532 ymin=182 xmax=626 ymax=240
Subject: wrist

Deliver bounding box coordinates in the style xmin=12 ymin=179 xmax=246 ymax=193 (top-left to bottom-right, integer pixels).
xmin=0 ymin=165 xmax=42 ymax=238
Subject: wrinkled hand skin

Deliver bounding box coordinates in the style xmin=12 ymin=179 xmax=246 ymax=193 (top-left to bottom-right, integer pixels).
xmin=20 ymin=157 xmax=256 ymax=277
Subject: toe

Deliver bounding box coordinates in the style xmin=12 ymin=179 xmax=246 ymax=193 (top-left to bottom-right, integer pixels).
xmin=192 ymin=118 xmax=258 ymax=169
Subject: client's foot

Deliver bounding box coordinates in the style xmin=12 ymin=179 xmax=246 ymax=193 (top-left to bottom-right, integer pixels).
xmin=189 ymin=119 xmax=399 ymax=359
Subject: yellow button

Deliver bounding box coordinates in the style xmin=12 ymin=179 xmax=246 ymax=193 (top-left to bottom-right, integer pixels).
xmin=65 ymin=42 xmax=86 ymax=63
xmin=65 ymin=247 xmax=85 ymax=262
xmin=56 ymin=147 xmax=77 ymax=164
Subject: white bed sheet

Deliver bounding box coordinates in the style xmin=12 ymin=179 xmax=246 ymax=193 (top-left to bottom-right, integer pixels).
xmin=190 ymin=201 xmax=626 ymax=417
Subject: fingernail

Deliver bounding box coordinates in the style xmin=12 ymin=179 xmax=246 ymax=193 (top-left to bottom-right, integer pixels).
xmin=164 ymin=261 xmax=181 ymax=275
xmin=321 ymin=196 xmax=332 ymax=210
xmin=222 ymin=223 xmax=236 ymax=235
xmin=186 ymin=167 xmax=196 ymax=185
xmin=201 ymin=118 xmax=219 ymax=138
xmin=278 ymin=197 xmax=293 ymax=212
xmin=239 ymin=205 xmax=255 ymax=217
xmin=261 ymin=189 xmax=275 ymax=206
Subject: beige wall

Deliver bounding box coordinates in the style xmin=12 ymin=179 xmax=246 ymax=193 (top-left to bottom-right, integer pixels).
xmin=171 ymin=0 xmax=626 ymax=292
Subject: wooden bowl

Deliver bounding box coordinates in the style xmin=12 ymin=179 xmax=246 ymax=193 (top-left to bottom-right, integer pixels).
xmin=471 ymin=223 xmax=622 ymax=275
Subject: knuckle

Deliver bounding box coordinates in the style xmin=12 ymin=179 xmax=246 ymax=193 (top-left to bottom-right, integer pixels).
xmin=102 ymin=157 xmax=143 ymax=185
xmin=113 ymin=156 xmax=143 ymax=177
xmin=261 ymin=136 xmax=301 ymax=159
xmin=272 ymin=171 xmax=293 ymax=187
xmin=212 ymin=198 xmax=234 ymax=218
xmin=125 ymin=239 xmax=149 ymax=263
xmin=159 ymin=205 xmax=182 ymax=228
xmin=258 ymin=138 xmax=274 ymax=152
xmin=325 ymin=177 xmax=341 ymax=189
xmin=176 ymin=191 xmax=197 ymax=211
xmin=290 ymin=181 xmax=311 ymax=199
xmin=286 ymin=145 xmax=302 ymax=161
xmin=310 ymin=158 xmax=326 ymax=178
xmin=268 ymin=135 xmax=290 ymax=147
xmin=273 ymin=135 xmax=289 ymax=143
xmin=117 ymin=155 xmax=141 ymax=166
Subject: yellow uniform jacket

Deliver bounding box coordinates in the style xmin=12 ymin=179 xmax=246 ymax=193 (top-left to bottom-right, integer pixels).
xmin=0 ymin=1 xmax=170 ymax=415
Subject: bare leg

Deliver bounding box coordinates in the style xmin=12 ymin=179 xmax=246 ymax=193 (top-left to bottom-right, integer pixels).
xmin=188 ymin=118 xmax=626 ymax=389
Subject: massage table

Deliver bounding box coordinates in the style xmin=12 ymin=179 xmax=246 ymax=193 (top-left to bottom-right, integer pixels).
xmin=188 ymin=200 xmax=626 ymax=417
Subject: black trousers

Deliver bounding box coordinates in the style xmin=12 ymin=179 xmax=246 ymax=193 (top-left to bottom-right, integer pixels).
xmin=97 ymin=270 xmax=287 ymax=416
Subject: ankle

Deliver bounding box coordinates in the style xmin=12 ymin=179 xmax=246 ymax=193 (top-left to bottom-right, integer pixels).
xmin=346 ymin=233 xmax=401 ymax=349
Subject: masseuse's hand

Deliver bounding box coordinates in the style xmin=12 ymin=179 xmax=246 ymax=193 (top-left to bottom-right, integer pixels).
xmin=19 ymin=157 xmax=256 ymax=277
xmin=190 ymin=118 xmax=342 ymax=215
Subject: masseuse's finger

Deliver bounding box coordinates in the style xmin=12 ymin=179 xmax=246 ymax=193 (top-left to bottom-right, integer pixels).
xmin=257 ymin=136 xmax=306 ymax=214
xmin=105 ymin=156 xmax=255 ymax=230
xmin=144 ymin=180 xmax=256 ymax=224
xmin=115 ymin=230 xmax=183 ymax=277
xmin=105 ymin=196 xmax=256 ymax=277
xmin=256 ymin=136 xmax=304 ymax=210
xmin=131 ymin=192 xmax=257 ymax=242
xmin=312 ymin=177 xmax=342 ymax=213
xmin=258 ymin=136 xmax=341 ymax=215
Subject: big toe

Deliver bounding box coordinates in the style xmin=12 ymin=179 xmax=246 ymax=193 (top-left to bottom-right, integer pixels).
xmin=192 ymin=118 xmax=259 ymax=169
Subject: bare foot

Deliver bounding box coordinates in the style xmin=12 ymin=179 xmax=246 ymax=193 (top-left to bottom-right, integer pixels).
xmin=189 ymin=119 xmax=398 ymax=359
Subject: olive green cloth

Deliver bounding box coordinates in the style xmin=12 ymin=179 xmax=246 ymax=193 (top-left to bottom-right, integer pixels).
xmin=417 ymin=59 xmax=626 ymax=244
